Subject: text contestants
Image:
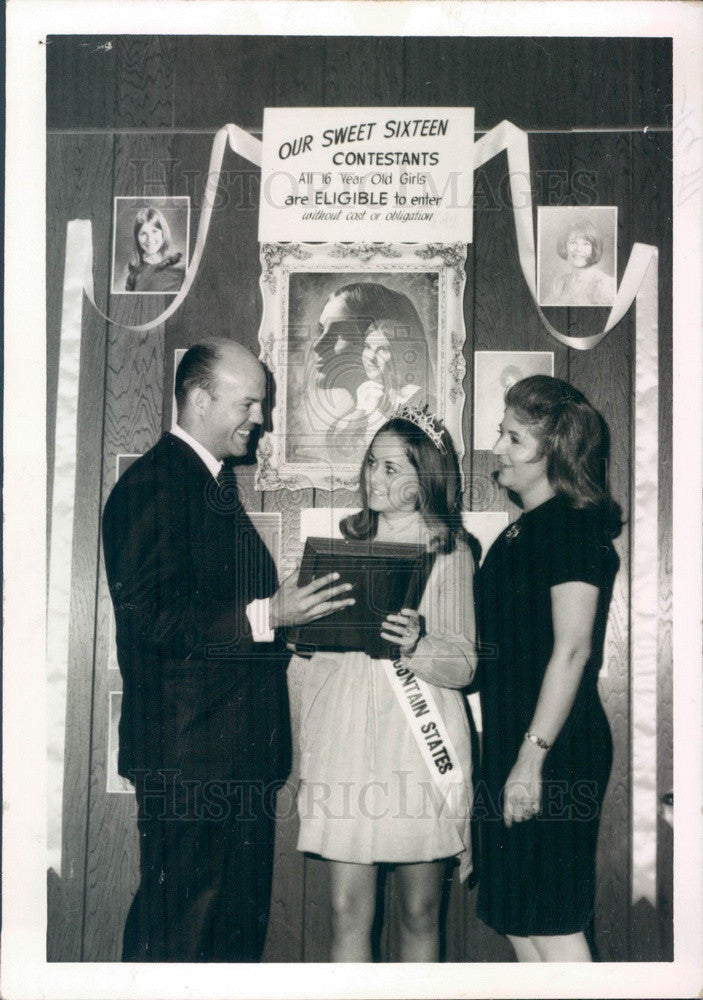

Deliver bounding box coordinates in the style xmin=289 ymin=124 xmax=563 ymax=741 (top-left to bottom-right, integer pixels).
xmin=295 ymin=408 xmax=478 ymax=962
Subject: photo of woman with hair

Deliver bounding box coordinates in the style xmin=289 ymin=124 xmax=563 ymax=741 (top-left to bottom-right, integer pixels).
xmin=111 ymin=198 xmax=190 ymax=295
xmin=313 ymin=282 xmax=436 ymax=451
xmin=294 ymin=409 xmax=477 ymax=962
xmin=300 ymin=280 xmax=437 ymax=462
xmin=125 ymin=205 xmax=185 ymax=293
xmin=475 ymin=374 xmax=621 ymax=962
xmin=537 ymin=207 xmax=617 ymax=307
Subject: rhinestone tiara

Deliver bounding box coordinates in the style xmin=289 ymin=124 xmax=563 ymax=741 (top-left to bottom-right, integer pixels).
xmin=392 ymin=403 xmax=447 ymax=454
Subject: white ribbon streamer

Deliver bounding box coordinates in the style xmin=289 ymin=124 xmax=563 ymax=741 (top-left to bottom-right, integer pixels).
xmin=68 ymin=124 xmax=262 ymax=331
xmin=631 ymin=251 xmax=659 ymax=905
xmin=47 ymin=222 xmax=85 ymax=875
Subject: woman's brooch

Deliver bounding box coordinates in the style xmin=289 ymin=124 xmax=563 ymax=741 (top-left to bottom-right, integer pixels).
xmin=505 ymin=521 xmax=521 ymax=543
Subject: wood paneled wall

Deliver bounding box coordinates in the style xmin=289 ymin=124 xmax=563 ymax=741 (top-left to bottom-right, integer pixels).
xmin=46 ymin=35 xmax=672 ymax=963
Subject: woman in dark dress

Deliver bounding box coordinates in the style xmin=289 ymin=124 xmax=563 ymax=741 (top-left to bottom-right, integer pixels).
xmin=476 ymin=375 xmax=621 ymax=962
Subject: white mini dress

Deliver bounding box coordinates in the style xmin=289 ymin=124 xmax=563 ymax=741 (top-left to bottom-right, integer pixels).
xmin=295 ymin=518 xmax=476 ymax=875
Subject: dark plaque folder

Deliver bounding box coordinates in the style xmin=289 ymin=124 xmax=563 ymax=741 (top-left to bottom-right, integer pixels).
xmin=287 ymin=537 xmax=435 ymax=658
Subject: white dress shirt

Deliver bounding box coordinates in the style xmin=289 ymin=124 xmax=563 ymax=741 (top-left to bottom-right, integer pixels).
xmin=170 ymin=424 xmax=274 ymax=643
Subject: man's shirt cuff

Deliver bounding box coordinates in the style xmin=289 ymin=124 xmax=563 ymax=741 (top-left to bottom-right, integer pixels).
xmin=246 ymin=598 xmax=275 ymax=643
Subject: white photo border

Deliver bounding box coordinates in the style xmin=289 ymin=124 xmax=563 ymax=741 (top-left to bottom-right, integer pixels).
xmin=111 ymin=195 xmax=191 ymax=296
xmin=536 ymin=205 xmax=618 ymax=308
xmin=472 ymin=350 xmax=555 ymax=451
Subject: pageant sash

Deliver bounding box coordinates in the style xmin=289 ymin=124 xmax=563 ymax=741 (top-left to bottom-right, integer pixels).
xmin=381 ymin=658 xmax=472 ymax=880
xmin=381 ymin=658 xmax=466 ymax=807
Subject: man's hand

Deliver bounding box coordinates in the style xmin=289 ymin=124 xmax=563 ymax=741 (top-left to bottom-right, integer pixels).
xmin=269 ymin=569 xmax=355 ymax=630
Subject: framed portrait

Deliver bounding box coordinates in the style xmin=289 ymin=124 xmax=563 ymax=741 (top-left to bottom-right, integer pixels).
xmin=111 ymin=196 xmax=190 ymax=296
xmin=537 ymin=205 xmax=618 ymax=307
xmin=473 ymin=350 xmax=554 ymax=450
xmin=256 ymin=242 xmax=468 ymax=491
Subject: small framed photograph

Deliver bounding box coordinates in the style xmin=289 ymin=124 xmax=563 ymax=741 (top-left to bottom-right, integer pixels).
xmin=300 ymin=506 xmax=358 ymax=545
xmin=460 ymin=511 xmax=509 ymax=566
xmin=473 ymin=351 xmax=554 ymax=450
xmin=537 ymin=205 xmax=618 ymax=307
xmin=111 ymin=196 xmax=190 ymax=295
xmin=256 ymin=242 xmax=468 ymax=491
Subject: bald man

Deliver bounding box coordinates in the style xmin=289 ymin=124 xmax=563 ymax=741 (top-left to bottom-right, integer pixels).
xmin=102 ymin=340 xmax=353 ymax=961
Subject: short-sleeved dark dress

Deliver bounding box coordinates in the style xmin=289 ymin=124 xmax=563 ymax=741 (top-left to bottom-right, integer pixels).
xmin=476 ymin=493 xmax=618 ymax=937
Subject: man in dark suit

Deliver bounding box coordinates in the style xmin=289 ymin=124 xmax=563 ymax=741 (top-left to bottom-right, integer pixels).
xmin=102 ymin=339 xmax=354 ymax=962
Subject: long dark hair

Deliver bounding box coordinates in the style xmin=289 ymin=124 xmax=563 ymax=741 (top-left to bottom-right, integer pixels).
xmin=504 ymin=375 xmax=622 ymax=535
xmin=324 ymin=282 xmax=436 ymax=386
xmin=341 ymin=416 xmax=474 ymax=555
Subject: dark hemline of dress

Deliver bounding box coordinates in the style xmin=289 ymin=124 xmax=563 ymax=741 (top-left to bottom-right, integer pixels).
xmin=475 ymin=493 xmax=617 ymax=938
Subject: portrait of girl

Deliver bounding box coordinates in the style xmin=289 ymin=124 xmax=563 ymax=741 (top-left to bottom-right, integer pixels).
xmin=112 ymin=197 xmax=190 ymax=295
xmin=285 ymin=273 xmax=438 ymax=467
xmin=537 ymin=206 xmax=617 ymax=307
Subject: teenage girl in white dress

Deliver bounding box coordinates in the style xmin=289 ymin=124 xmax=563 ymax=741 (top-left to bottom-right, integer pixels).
xmin=295 ymin=408 xmax=477 ymax=961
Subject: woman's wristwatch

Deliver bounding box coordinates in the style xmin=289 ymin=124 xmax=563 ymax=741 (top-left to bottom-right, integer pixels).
xmin=524 ymin=731 xmax=551 ymax=751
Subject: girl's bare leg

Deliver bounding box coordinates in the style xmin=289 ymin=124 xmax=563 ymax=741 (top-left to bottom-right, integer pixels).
xmin=328 ymin=860 xmax=378 ymax=962
xmin=395 ymin=860 xmax=444 ymax=962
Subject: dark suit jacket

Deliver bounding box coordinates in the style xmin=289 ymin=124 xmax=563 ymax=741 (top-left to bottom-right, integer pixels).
xmin=102 ymin=433 xmax=290 ymax=787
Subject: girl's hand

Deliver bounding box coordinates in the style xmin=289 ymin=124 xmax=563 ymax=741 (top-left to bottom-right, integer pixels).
xmin=502 ymin=750 xmax=544 ymax=828
xmin=380 ymin=608 xmax=421 ymax=656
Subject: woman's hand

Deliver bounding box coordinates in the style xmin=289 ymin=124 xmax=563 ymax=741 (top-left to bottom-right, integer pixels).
xmin=380 ymin=608 xmax=421 ymax=656
xmin=502 ymin=744 xmax=545 ymax=828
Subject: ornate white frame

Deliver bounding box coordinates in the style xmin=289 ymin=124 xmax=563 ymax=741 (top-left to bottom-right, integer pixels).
xmin=255 ymin=242 xmax=467 ymax=491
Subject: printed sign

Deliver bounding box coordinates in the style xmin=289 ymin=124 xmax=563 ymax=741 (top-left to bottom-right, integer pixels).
xmin=259 ymin=107 xmax=474 ymax=242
